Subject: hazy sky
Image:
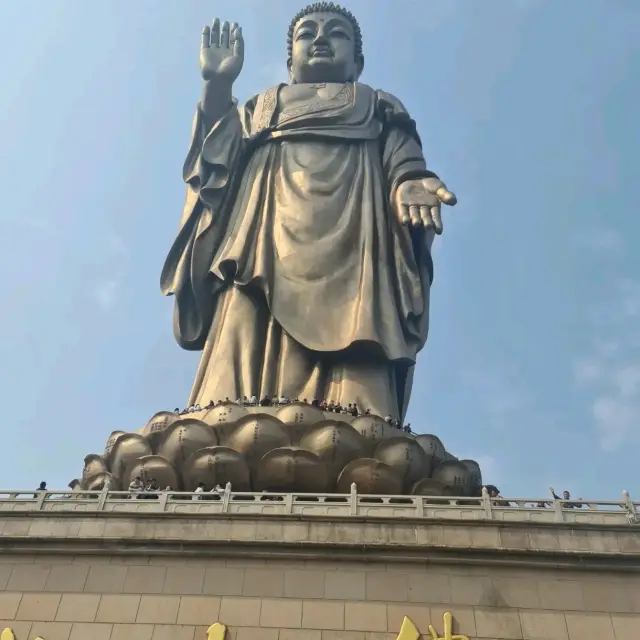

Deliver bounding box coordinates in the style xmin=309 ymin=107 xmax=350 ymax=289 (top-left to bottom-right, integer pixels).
xmin=0 ymin=0 xmax=638 ymax=498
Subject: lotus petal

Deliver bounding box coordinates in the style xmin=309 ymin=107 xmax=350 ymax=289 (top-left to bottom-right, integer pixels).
xmin=431 ymin=460 xmax=473 ymax=496
xmin=225 ymin=414 xmax=291 ymax=467
xmin=256 ymin=447 xmax=328 ymax=493
xmin=277 ymin=402 xmax=326 ymax=428
xmin=351 ymin=415 xmax=398 ymax=454
xmin=84 ymin=471 xmax=118 ymax=491
xmin=336 ymin=458 xmax=403 ymax=495
xmin=411 ymin=477 xmax=456 ymax=497
xmin=82 ymin=454 xmax=108 ymax=484
xmin=182 ymin=446 xmax=250 ymax=491
xmin=460 ymin=459 xmax=483 ymax=496
xmin=110 ymin=434 xmax=152 ymax=480
xmin=300 ymin=420 xmax=364 ymax=485
xmin=125 ymin=455 xmax=180 ymax=490
xmin=140 ymin=411 xmax=181 ymax=448
xmin=201 ymin=402 xmax=249 ymax=441
xmin=202 ymin=402 xmax=249 ymax=424
xmin=374 ymin=437 xmax=431 ymax=490
xmin=414 ymin=434 xmax=446 ymax=468
xmin=156 ymin=419 xmax=218 ymax=467
xmin=104 ymin=431 xmax=126 ymax=458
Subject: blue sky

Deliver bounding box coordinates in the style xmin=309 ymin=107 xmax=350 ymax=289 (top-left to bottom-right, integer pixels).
xmin=0 ymin=0 xmax=638 ymax=499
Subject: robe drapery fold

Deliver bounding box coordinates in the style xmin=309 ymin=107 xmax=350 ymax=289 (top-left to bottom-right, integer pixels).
xmin=161 ymin=82 xmax=435 ymax=418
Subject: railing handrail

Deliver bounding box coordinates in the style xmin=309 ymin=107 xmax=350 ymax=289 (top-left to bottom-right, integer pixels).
xmin=0 ymin=487 xmax=636 ymax=526
xmin=0 ymin=488 xmax=635 ymax=503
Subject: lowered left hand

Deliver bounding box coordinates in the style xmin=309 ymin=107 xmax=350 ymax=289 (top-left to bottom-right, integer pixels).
xmin=393 ymin=176 xmax=457 ymax=235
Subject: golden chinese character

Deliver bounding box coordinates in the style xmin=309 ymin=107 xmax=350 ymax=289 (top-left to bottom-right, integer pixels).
xmin=396 ymin=612 xmax=469 ymax=640
xmin=1 ymin=629 xmax=45 ymax=640
xmin=207 ymin=622 xmax=228 ymax=640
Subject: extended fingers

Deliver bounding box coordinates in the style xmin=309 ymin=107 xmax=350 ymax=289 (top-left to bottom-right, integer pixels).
xmin=220 ymin=21 xmax=231 ymax=48
xmin=409 ymin=205 xmax=421 ymax=227
xmin=436 ymin=185 xmax=457 ymax=206
xmin=430 ymin=205 xmax=443 ymax=234
xmin=399 ymin=205 xmax=411 ymax=226
xmin=202 ymin=26 xmax=210 ymax=49
xmin=233 ymin=26 xmax=244 ymax=57
xmin=211 ymin=18 xmax=220 ymax=47
xmin=419 ymin=205 xmax=430 ymax=228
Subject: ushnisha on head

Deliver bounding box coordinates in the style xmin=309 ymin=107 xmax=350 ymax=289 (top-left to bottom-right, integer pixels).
xmin=287 ymin=2 xmax=364 ymax=84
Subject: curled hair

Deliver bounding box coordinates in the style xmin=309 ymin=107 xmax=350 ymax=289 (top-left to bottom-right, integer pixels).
xmin=287 ymin=2 xmax=363 ymax=66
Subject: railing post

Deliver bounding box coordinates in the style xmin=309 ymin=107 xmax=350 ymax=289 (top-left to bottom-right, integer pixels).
xmin=481 ymin=486 xmax=493 ymax=520
xmin=415 ymin=496 xmax=424 ymax=518
xmin=622 ymin=490 xmax=637 ymax=524
xmin=158 ymin=491 xmax=169 ymax=512
xmin=284 ymin=493 xmax=294 ymax=513
xmin=350 ymin=483 xmax=358 ymax=515
xmin=97 ymin=487 xmax=109 ymax=511
xmin=553 ymin=497 xmax=565 ymax=522
xmin=222 ymin=482 xmax=232 ymax=513
xmin=35 ymin=491 xmax=47 ymax=511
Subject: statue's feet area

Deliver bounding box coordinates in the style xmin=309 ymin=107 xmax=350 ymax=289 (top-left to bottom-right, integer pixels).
xmin=77 ymin=403 xmax=483 ymax=497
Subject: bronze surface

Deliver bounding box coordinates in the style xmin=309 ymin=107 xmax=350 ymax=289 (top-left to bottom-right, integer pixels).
xmin=182 ymin=445 xmax=251 ymax=491
xmin=125 ymin=454 xmax=180 ymax=491
xmin=161 ymin=3 xmax=457 ymax=422
xmin=300 ymin=419 xmax=365 ymax=484
xmin=337 ymin=457 xmax=403 ymax=494
xmin=431 ymin=460 xmax=473 ymax=496
xmin=156 ymin=419 xmax=219 ymax=467
xmin=76 ymin=407 xmax=481 ymax=495
xmin=256 ymin=446 xmax=329 ymax=492
xmin=374 ymin=436 xmax=432 ymax=491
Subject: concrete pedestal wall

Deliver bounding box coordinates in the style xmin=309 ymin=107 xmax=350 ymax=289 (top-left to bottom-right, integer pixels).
xmin=0 ymin=511 xmax=638 ymax=640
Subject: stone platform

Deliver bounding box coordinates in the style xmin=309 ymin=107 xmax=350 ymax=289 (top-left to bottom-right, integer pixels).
xmin=0 ymin=489 xmax=638 ymax=640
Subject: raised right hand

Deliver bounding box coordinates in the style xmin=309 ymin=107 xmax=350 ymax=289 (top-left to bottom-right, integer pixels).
xmin=200 ymin=18 xmax=244 ymax=85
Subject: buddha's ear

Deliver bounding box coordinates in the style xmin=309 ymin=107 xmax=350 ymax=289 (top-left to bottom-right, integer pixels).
xmin=355 ymin=55 xmax=365 ymax=79
xmin=287 ymin=59 xmax=296 ymax=84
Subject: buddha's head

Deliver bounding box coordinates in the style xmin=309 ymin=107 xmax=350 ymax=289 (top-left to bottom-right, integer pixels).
xmin=287 ymin=2 xmax=364 ymax=84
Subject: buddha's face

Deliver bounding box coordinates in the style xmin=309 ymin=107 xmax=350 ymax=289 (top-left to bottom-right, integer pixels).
xmin=289 ymin=11 xmax=363 ymax=84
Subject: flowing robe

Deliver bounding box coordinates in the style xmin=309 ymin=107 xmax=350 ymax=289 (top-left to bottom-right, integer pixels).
xmin=161 ymin=82 xmax=436 ymax=418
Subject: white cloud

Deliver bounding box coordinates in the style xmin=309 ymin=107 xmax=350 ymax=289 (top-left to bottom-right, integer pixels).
xmin=92 ymin=279 xmax=119 ymax=310
xmin=593 ymin=395 xmax=637 ymax=452
xmin=461 ymin=367 xmax=533 ymax=430
xmin=573 ymin=227 xmax=624 ymax=254
xmin=573 ymin=358 xmax=603 ymax=386
xmin=575 ymin=279 xmax=640 ymax=451
xmin=90 ymin=232 xmax=129 ymax=311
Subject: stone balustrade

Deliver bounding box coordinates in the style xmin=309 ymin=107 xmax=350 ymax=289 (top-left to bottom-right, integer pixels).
xmin=0 ymin=488 xmax=637 ymax=527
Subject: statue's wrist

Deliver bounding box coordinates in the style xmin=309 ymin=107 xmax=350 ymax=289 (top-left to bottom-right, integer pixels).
xmin=202 ymin=78 xmax=234 ymax=97
xmin=201 ymin=81 xmax=234 ymax=121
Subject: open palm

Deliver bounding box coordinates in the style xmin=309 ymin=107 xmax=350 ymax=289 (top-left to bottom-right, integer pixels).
xmin=394 ymin=176 xmax=457 ymax=235
xmin=200 ymin=18 xmax=244 ymax=84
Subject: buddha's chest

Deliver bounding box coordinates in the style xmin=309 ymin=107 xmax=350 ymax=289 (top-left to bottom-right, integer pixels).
xmin=277 ymin=83 xmax=347 ymax=112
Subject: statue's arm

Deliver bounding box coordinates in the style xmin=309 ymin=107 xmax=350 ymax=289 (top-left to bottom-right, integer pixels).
xmin=201 ymin=81 xmax=234 ymax=129
xmin=160 ymin=96 xmax=256 ymax=350
xmin=376 ymin=90 xmax=440 ymax=193
xmin=182 ymin=95 xmax=258 ymax=212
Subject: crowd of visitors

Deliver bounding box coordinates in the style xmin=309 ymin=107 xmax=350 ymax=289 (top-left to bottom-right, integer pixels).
xmin=483 ymin=485 xmax=585 ymax=509
xmin=173 ymin=397 xmax=413 ymax=432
